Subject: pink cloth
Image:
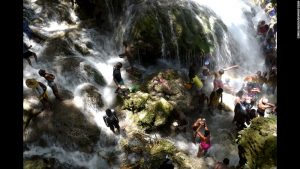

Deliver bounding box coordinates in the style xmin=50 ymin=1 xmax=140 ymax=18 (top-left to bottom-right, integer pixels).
xmin=213 ymin=79 xmax=224 ymax=90
xmin=200 ymin=141 xmax=211 ymax=151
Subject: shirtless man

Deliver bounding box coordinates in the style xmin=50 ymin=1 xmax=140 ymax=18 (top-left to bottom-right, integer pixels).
xmin=212 ymin=65 xmax=238 ymax=91
xmin=257 ymin=98 xmax=275 ymax=117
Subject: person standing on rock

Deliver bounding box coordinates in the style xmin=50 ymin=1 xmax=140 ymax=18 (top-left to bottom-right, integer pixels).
xmin=38 ymin=69 xmax=62 ymax=101
xmin=113 ymin=62 xmax=125 ymax=93
xmin=25 ymin=79 xmax=49 ymax=110
xmin=103 ymin=109 xmax=120 ymax=134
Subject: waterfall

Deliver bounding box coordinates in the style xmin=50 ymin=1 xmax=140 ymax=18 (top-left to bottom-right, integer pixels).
xmin=192 ymin=0 xmax=268 ymax=74
xmin=23 ymin=0 xmax=273 ymax=168
xmin=168 ymin=10 xmax=180 ymax=66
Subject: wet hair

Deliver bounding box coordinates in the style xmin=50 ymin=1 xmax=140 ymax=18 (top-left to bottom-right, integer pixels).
xmin=260 ymin=20 xmax=265 ymax=25
xmin=236 ymin=90 xmax=244 ymax=97
xmin=216 ymin=88 xmax=223 ymax=94
xmin=204 ymin=130 xmax=210 ymax=137
xmin=115 ymin=62 xmax=122 ymax=69
xmin=264 ymin=24 xmax=270 ymax=30
xmin=38 ymin=69 xmax=46 ymax=76
xmin=256 ymin=71 xmax=261 ymax=76
xmin=105 ymin=109 xmax=112 ymax=116
xmin=223 ymin=158 xmax=229 ymax=165
xmin=219 ymin=69 xmax=224 ymax=74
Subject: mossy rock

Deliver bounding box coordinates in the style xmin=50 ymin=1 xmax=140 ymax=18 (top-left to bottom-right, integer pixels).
xmin=237 ymin=116 xmax=277 ymax=168
xmin=154 ymin=98 xmax=173 ymax=126
xmin=126 ymin=1 xmax=216 ymax=66
xmin=24 ymin=159 xmax=49 ymax=169
xmin=123 ymin=91 xmax=150 ymax=113
xmin=121 ymin=131 xmax=190 ymax=169
xmin=75 ymin=43 xmax=90 ymax=55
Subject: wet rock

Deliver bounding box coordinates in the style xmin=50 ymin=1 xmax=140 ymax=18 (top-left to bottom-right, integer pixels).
xmin=120 ymin=131 xmax=201 ymax=169
xmin=83 ymin=64 xmax=106 ymax=86
xmin=237 ymin=116 xmax=277 ymax=168
xmin=23 ymin=99 xmax=101 ymax=153
xmin=79 ymin=84 xmax=104 ymax=109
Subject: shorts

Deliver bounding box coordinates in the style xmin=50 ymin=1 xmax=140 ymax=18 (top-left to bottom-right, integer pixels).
xmin=23 ymin=51 xmax=34 ymax=59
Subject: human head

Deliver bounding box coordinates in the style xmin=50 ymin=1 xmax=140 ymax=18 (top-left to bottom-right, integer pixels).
xmin=25 ymin=79 xmax=38 ymax=88
xmin=260 ymin=20 xmax=265 ymax=25
xmin=256 ymin=71 xmax=261 ymax=76
xmin=38 ymin=69 xmax=46 ymax=76
xmin=262 ymin=98 xmax=268 ymax=104
xmin=223 ymin=158 xmax=229 ymax=165
xmin=115 ymin=62 xmax=122 ymax=69
xmin=204 ymin=130 xmax=210 ymax=137
xmin=219 ymin=69 xmax=224 ymax=75
xmin=105 ymin=109 xmax=112 ymax=116
xmin=216 ymin=88 xmax=223 ymax=94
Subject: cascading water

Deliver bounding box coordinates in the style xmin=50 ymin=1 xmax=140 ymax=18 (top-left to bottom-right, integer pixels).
xmin=23 ymin=0 xmax=274 ymax=168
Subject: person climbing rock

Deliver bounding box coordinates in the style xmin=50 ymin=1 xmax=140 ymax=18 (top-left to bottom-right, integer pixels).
xmin=38 ymin=69 xmax=62 ymax=101
xmin=23 ymin=42 xmax=38 ymax=67
xmin=214 ymin=158 xmax=230 ymax=169
xmin=113 ymin=62 xmax=124 ymax=93
xmin=119 ymin=41 xmax=135 ymax=72
xmin=25 ymin=79 xmax=49 ymax=110
xmin=103 ymin=109 xmax=120 ymax=134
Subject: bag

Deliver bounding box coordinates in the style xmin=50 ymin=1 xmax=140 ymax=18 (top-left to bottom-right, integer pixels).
xmin=192 ymin=75 xmax=203 ymax=89
xmin=184 ymin=83 xmax=193 ymax=89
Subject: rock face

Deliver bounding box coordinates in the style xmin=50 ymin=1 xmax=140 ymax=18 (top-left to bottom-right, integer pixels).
xmin=237 ymin=116 xmax=277 ymax=169
xmin=125 ymin=1 xmax=217 ymax=66
xmin=23 ymin=98 xmax=101 ymax=153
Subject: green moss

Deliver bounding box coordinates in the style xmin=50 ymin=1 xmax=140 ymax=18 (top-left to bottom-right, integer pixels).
xmin=123 ymin=92 xmax=149 ymax=113
xmin=137 ymin=110 xmax=155 ymax=130
xmin=24 ymin=159 xmax=48 ymax=169
xmin=237 ymin=116 xmax=277 ymax=168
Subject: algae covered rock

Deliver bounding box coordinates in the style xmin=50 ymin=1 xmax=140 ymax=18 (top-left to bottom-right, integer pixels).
xmin=237 ymin=116 xmax=277 ymax=169
xmin=133 ymin=97 xmax=174 ymax=130
xmin=120 ymin=131 xmax=191 ymax=169
xmin=123 ymin=91 xmax=150 ymax=113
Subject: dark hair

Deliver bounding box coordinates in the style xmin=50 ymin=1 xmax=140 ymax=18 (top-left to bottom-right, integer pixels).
xmin=223 ymin=158 xmax=229 ymax=165
xmin=115 ymin=62 xmax=122 ymax=69
xmin=38 ymin=69 xmax=46 ymax=76
xmin=105 ymin=109 xmax=112 ymax=116
xmin=216 ymin=88 xmax=223 ymax=94
xmin=204 ymin=130 xmax=210 ymax=137
xmin=236 ymin=90 xmax=244 ymax=97
xmin=219 ymin=69 xmax=224 ymax=74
